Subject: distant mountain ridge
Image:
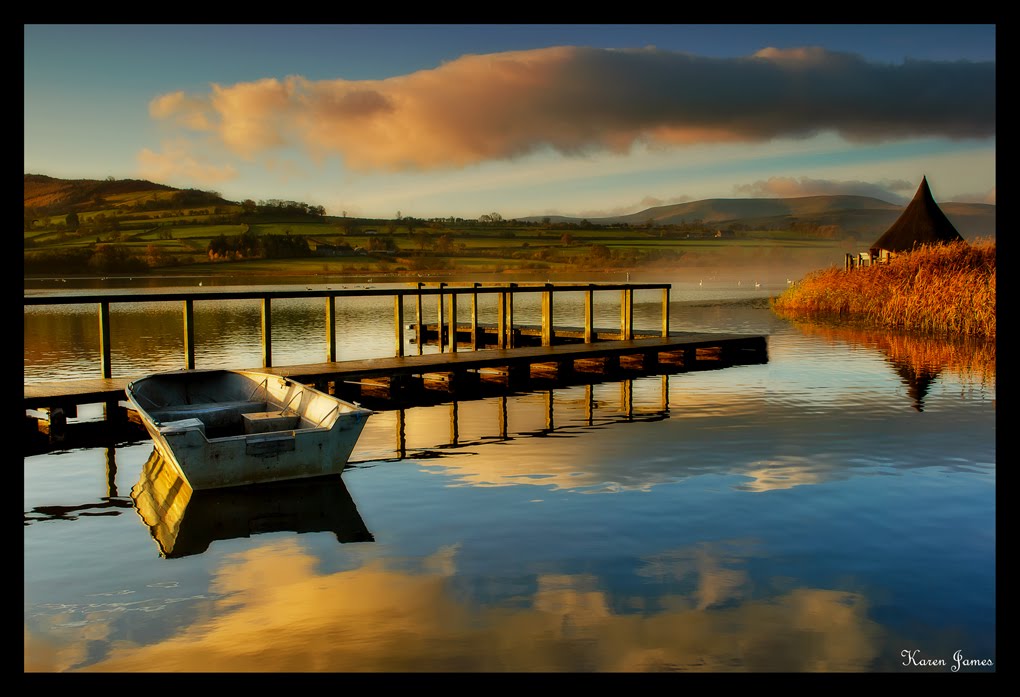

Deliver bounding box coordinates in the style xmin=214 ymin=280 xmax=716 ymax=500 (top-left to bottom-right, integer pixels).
xmin=522 ymin=194 xmax=995 ymax=239
xmin=24 ymin=173 xmax=995 ymax=240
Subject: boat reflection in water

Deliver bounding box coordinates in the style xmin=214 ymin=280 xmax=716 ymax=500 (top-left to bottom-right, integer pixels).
xmin=130 ymin=448 xmax=373 ymax=559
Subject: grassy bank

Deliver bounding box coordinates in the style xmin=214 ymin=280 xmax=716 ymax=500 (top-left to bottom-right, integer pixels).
xmin=770 ymin=240 xmax=995 ymax=339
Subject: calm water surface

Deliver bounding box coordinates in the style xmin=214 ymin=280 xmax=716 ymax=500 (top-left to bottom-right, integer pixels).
xmin=23 ymin=277 xmax=996 ymax=672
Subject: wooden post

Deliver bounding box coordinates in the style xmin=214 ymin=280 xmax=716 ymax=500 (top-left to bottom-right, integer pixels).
xmin=471 ymin=283 xmax=480 ymax=350
xmin=393 ymin=293 xmax=404 ymax=357
xmin=183 ymin=298 xmax=195 ymax=370
xmin=437 ymin=283 xmax=446 ymax=352
xmin=506 ymin=283 xmax=516 ymax=348
xmin=104 ymin=397 xmax=125 ymax=429
xmin=542 ymin=284 xmax=554 ymax=347
xmin=415 ymin=283 xmax=424 ymax=355
xmin=326 ymin=295 xmax=337 ymax=362
xmin=661 ymin=286 xmax=670 ymax=338
xmin=261 ymin=297 xmax=272 ymax=368
xmin=448 ymin=289 xmax=458 ymax=353
xmin=621 ymin=288 xmax=633 ymax=340
xmin=98 ymin=301 xmax=111 ymax=378
xmin=585 ymin=285 xmax=595 ymax=343
xmin=497 ymin=290 xmax=507 ymax=349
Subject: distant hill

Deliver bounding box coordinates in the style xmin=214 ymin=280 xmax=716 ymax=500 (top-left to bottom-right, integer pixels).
xmin=24 ymin=174 xmax=231 ymax=216
xmin=25 ymin=174 xmax=996 ymax=240
xmin=521 ymin=195 xmax=996 ymax=240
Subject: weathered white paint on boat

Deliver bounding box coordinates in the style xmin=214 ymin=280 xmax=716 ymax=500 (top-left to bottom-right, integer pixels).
xmin=125 ymin=369 xmax=372 ymax=490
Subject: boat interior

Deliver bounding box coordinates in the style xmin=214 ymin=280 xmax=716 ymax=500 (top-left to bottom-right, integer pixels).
xmin=130 ymin=371 xmax=344 ymax=438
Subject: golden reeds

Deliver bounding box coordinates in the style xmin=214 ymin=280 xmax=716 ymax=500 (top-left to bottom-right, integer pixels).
xmin=771 ymin=240 xmax=996 ymax=339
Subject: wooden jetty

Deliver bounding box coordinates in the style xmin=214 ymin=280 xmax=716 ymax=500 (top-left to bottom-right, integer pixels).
xmin=24 ymin=282 xmax=768 ymax=449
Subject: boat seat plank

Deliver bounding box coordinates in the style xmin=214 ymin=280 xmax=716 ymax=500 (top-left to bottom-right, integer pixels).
xmin=242 ymin=411 xmax=301 ymax=434
xmin=157 ymin=418 xmax=206 ymax=434
xmin=148 ymin=400 xmax=267 ymax=428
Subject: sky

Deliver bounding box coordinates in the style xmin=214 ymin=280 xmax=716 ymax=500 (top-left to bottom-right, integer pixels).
xmin=24 ymin=24 xmax=996 ymax=220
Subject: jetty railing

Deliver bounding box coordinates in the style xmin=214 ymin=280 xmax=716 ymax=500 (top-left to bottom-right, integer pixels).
xmin=24 ymin=283 xmax=671 ymax=379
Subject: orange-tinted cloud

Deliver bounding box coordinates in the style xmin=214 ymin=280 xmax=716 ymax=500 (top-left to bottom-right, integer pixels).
xmin=148 ymin=46 xmax=995 ymax=173
xmin=138 ymin=141 xmax=238 ymax=186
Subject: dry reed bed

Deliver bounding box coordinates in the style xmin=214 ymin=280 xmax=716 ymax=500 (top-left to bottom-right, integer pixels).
xmin=771 ymin=240 xmax=995 ymax=339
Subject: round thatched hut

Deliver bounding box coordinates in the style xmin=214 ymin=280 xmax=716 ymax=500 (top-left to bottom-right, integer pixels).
xmin=869 ymin=176 xmax=964 ymax=262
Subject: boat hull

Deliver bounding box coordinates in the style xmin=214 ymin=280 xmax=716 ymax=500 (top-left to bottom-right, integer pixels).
xmin=126 ymin=369 xmax=373 ymax=490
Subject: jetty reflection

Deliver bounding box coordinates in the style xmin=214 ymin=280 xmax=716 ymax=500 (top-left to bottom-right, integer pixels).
xmin=131 ymin=448 xmax=373 ymax=559
xmin=360 ymin=377 xmax=671 ymax=463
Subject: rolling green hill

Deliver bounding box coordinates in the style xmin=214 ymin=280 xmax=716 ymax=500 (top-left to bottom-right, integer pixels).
xmin=23 ymin=174 xmax=995 ymax=279
xmin=24 ymin=173 xmax=233 ymax=219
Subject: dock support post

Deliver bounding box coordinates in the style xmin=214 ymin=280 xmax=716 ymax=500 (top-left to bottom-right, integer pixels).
xmin=585 ymin=285 xmax=595 ymax=343
xmin=437 ymin=283 xmax=447 ymax=352
xmin=448 ymin=289 xmax=458 ymax=353
xmin=183 ymin=299 xmax=196 ymax=370
xmin=394 ymin=294 xmax=404 ymax=357
xmin=471 ymin=283 xmax=480 ymax=350
xmin=98 ymin=301 xmax=112 ymax=378
xmin=506 ymin=283 xmax=516 ymax=348
xmin=415 ymin=283 xmax=424 ymax=355
xmin=326 ymin=295 xmax=337 ymax=362
xmin=497 ymin=290 xmax=507 ymax=349
xmin=661 ymin=287 xmax=670 ymax=337
xmin=621 ymin=288 xmax=633 ymax=340
xmin=261 ymin=297 xmax=272 ymax=367
xmin=104 ymin=398 xmax=126 ymax=429
xmin=542 ymin=284 xmax=554 ymax=347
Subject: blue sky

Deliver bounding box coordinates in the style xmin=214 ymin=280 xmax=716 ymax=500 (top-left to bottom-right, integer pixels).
xmin=24 ymin=24 xmax=996 ymax=220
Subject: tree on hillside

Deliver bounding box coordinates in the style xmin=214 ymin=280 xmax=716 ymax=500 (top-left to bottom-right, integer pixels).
xmin=413 ymin=230 xmax=431 ymax=252
xmin=367 ymin=236 xmax=398 ymax=252
xmin=65 ymin=212 xmax=79 ymax=230
xmin=587 ymin=244 xmax=611 ymax=262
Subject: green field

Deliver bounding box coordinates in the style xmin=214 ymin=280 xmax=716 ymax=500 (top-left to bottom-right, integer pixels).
xmin=25 ymin=195 xmax=850 ymax=279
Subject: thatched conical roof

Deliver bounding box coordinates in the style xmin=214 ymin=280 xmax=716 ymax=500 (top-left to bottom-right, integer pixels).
xmin=870 ymin=177 xmax=964 ymax=255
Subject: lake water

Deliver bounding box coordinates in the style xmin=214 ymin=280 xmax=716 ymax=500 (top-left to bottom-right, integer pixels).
xmin=23 ymin=275 xmax=996 ymax=673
